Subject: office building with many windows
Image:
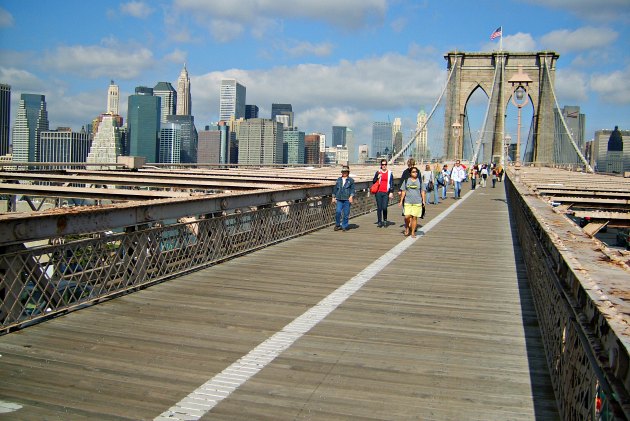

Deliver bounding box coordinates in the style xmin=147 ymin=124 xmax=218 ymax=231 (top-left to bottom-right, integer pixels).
xmin=107 ymin=80 xmax=120 ymax=115
xmin=176 ymin=64 xmax=191 ymax=116
xmin=245 ymin=104 xmax=259 ymax=119
xmin=271 ymin=103 xmax=294 ymax=129
xmin=283 ymin=129 xmax=305 ymax=164
xmin=86 ymin=114 xmax=124 ymax=169
xmin=372 ymin=121 xmax=393 ymax=158
xmin=40 ymin=127 xmax=91 ymax=168
xmin=220 ymin=79 xmax=246 ymax=121
xmin=0 ymin=84 xmax=10 ymax=156
xmin=165 ymin=115 xmax=197 ymax=163
xmin=154 ymin=82 xmax=177 ymax=124
xmin=304 ymin=133 xmax=321 ymax=165
xmin=12 ymin=93 xmax=49 ymax=162
xmin=237 ymin=118 xmax=283 ymax=165
xmin=332 ymin=125 xmax=347 ymax=147
xmin=159 ymin=123 xmax=182 ymax=163
xmin=127 ymin=87 xmax=160 ymax=163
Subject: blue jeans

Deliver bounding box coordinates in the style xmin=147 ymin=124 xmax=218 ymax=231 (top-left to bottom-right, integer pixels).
xmin=434 ymin=184 xmax=440 ymax=203
xmin=441 ymin=184 xmax=447 ymax=199
xmin=453 ymin=180 xmax=462 ymax=198
xmin=335 ymin=199 xmax=351 ymax=229
xmin=375 ymin=192 xmax=389 ymax=223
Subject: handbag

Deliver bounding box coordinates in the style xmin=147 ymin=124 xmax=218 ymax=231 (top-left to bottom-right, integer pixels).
xmin=370 ymin=181 xmax=379 ymax=194
xmin=427 ymin=180 xmax=434 ymax=192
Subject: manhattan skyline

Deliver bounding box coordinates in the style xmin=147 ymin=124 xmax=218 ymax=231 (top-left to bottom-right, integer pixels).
xmin=0 ymin=0 xmax=628 ymax=154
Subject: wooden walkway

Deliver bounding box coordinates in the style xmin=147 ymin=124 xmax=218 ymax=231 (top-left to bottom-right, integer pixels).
xmin=0 ymin=181 xmax=559 ymax=420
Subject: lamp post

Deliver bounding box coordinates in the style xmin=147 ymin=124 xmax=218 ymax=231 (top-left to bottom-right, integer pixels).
xmin=452 ymin=120 xmax=462 ymax=160
xmin=508 ymin=66 xmax=532 ymax=165
xmin=504 ymin=133 xmax=512 ymax=165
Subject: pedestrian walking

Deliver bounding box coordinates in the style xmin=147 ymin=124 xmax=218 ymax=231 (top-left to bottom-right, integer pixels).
xmin=491 ymin=168 xmax=498 ymax=188
xmin=421 ymin=164 xmax=435 ymax=204
xmin=450 ymin=160 xmax=466 ymax=199
xmin=399 ymin=158 xmax=416 ymax=232
xmin=373 ymin=158 xmax=394 ymax=228
xmin=470 ymin=165 xmax=478 ymax=190
xmin=398 ymin=167 xmax=425 ymax=238
xmin=332 ymin=166 xmax=355 ymax=231
xmin=439 ymin=164 xmax=450 ymax=200
xmin=480 ymin=164 xmax=488 ymax=187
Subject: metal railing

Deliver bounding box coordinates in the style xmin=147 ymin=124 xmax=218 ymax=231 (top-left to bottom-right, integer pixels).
xmin=505 ymin=173 xmax=629 ymax=420
xmin=0 ymin=182 xmax=390 ymax=333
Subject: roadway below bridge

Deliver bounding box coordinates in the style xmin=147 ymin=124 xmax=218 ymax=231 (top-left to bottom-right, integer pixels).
xmin=0 ymin=180 xmax=561 ymax=420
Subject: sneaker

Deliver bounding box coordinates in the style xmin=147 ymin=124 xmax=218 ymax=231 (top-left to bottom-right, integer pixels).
xmin=383 ymin=220 xmax=389 ymax=228
xmin=377 ymin=222 xmax=383 ymax=228
xmin=334 ymin=226 xmax=341 ymax=231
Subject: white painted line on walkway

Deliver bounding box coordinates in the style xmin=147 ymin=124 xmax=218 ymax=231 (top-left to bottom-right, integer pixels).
xmin=155 ymin=190 xmax=473 ymax=420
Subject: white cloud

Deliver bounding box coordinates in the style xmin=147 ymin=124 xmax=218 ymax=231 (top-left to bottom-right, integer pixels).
xmin=209 ymin=20 xmax=244 ymax=43
xmin=120 ymin=1 xmax=154 ymax=19
xmin=0 ymin=7 xmax=13 ymax=27
xmin=190 ymin=52 xmax=444 ymax=141
xmin=163 ymin=49 xmax=187 ymax=64
xmin=503 ymin=33 xmax=537 ymax=52
xmin=522 ymin=0 xmax=630 ymax=22
xmin=41 ymin=45 xmax=154 ymax=79
xmin=282 ymin=41 xmax=333 ymax=58
xmin=553 ymin=69 xmax=589 ymax=103
xmin=540 ymin=27 xmax=618 ymax=53
xmin=590 ymin=66 xmax=630 ymax=105
xmin=391 ymin=17 xmax=407 ymax=33
xmin=482 ymin=33 xmax=536 ymax=52
xmin=174 ymin=0 xmax=388 ymax=40
xmin=0 ymin=67 xmax=46 ymax=92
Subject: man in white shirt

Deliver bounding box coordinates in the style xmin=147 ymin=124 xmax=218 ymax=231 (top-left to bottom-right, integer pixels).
xmin=450 ymin=160 xmax=466 ymax=199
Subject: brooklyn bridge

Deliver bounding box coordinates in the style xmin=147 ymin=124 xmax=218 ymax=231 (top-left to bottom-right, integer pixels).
xmin=0 ymin=51 xmax=629 ymax=420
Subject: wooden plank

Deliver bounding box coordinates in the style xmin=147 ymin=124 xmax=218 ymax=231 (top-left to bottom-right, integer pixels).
xmin=0 ymin=181 xmax=560 ymax=420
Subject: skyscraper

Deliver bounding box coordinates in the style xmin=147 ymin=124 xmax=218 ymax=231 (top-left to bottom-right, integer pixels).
xmin=220 ymin=79 xmax=246 ymax=121
xmin=283 ymin=129 xmax=305 ymax=164
xmin=245 ymin=104 xmax=259 ymax=119
xmin=332 ymin=126 xmax=347 ymax=147
xmin=554 ymin=105 xmax=585 ymax=164
xmin=159 ymin=122 xmax=182 ymax=163
xmin=271 ymin=103 xmax=294 ymax=128
xmin=346 ymin=128 xmax=356 ymax=163
xmin=107 ymin=80 xmax=119 ymax=115
xmin=40 ymin=127 xmax=91 ymax=168
xmin=12 ymin=93 xmax=49 ymax=162
xmin=0 ymin=84 xmax=10 ymax=156
xmin=154 ymin=82 xmax=177 ymax=123
xmin=392 ymin=117 xmax=402 ymax=155
xmin=372 ymin=121 xmax=392 ymax=157
xmin=304 ymin=134 xmax=321 ymax=165
xmin=165 ymin=115 xmax=197 ymax=163
xmin=86 ymin=114 xmax=123 ymax=169
xmin=127 ymin=87 xmax=160 ymax=162
xmin=176 ymin=64 xmax=191 ymax=116
xmin=416 ymin=109 xmax=429 ymax=161
xmin=237 ymin=118 xmax=283 ymax=165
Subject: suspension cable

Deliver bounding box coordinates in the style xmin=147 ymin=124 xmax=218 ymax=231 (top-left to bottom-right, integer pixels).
xmin=543 ymin=57 xmax=594 ymax=172
xmin=389 ymin=55 xmax=459 ymax=164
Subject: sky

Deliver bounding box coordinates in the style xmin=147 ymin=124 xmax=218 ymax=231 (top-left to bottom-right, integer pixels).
xmin=0 ymin=0 xmax=629 ymax=157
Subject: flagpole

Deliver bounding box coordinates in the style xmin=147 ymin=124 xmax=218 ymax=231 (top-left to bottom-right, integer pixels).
xmin=500 ymin=26 xmax=503 ymax=51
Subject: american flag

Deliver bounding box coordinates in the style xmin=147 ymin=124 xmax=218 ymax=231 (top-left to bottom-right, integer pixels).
xmin=490 ymin=26 xmax=502 ymax=40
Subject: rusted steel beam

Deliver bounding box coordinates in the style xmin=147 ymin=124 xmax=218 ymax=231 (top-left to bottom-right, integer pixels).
xmin=0 ymin=183 xmax=368 ymax=246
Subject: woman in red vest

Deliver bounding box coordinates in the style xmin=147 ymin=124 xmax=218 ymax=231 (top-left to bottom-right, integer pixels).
xmin=372 ymin=158 xmax=394 ymax=228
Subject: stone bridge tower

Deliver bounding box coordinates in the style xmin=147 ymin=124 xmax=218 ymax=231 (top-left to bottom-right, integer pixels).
xmin=444 ymin=51 xmax=559 ymax=163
